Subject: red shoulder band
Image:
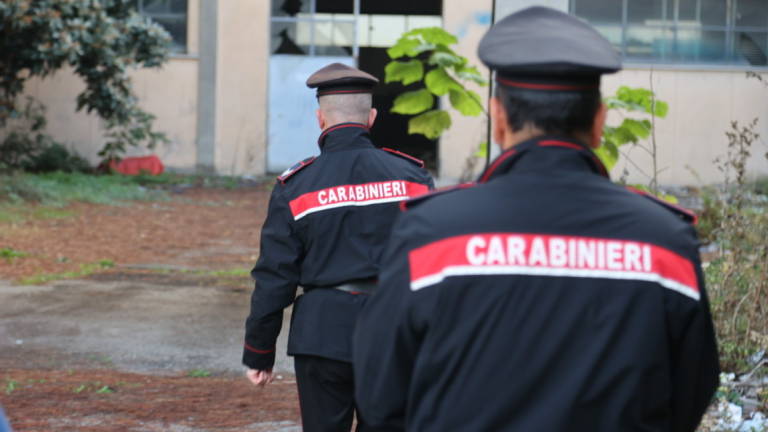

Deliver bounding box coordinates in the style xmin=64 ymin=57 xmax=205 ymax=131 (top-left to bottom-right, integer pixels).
xmin=381 ymin=147 xmax=425 ymax=168
xmin=277 ymin=156 xmax=317 ymax=184
xmin=626 ymin=186 xmax=698 ymax=225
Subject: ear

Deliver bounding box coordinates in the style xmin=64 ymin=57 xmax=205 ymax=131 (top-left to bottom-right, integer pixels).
xmin=590 ymin=103 xmax=607 ymax=148
xmin=316 ymin=109 xmax=325 ymax=130
xmin=367 ymin=108 xmax=378 ymax=128
xmin=490 ymin=97 xmax=508 ymax=147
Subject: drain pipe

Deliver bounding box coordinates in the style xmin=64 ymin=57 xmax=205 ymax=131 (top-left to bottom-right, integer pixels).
xmin=484 ymin=0 xmax=497 ymax=171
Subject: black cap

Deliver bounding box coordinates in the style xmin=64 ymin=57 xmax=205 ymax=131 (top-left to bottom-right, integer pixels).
xmin=306 ymin=63 xmax=379 ymax=97
xmin=478 ymin=6 xmax=621 ymax=91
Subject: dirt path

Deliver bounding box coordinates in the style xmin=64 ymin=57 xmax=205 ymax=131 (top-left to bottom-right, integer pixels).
xmin=0 ymin=185 xmax=302 ymax=431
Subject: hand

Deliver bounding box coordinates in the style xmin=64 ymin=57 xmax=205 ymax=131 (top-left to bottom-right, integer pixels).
xmin=246 ymin=368 xmax=274 ymax=386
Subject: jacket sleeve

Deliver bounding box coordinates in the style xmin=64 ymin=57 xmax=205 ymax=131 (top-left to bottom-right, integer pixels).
xmin=243 ymin=184 xmax=303 ymax=371
xmin=353 ymin=212 xmax=436 ymax=430
xmin=667 ymin=229 xmax=720 ymax=432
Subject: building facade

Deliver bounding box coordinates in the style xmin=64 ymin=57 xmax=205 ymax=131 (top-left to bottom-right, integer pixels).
xmin=23 ymin=0 xmax=768 ymax=185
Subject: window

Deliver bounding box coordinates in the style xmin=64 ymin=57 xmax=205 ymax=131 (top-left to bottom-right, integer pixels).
xmin=137 ymin=0 xmax=188 ymax=53
xmin=270 ymin=0 xmax=442 ymax=56
xmin=570 ymin=0 xmax=768 ymax=67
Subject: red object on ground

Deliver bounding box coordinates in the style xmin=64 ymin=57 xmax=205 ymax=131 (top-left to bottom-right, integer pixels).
xmin=110 ymin=155 xmax=165 ymax=176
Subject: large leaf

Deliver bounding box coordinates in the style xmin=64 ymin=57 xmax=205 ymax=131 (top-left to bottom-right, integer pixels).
xmin=425 ymin=68 xmax=461 ymax=96
xmin=408 ymin=109 xmax=452 ymax=139
xmin=618 ymin=118 xmax=652 ymax=140
xmin=651 ymin=100 xmax=669 ymax=118
xmin=385 ymin=60 xmax=424 ymax=85
xmin=474 ymin=141 xmax=489 ymax=158
xmin=448 ymin=88 xmax=483 ymax=116
xmin=391 ymin=89 xmax=434 ymax=115
xmin=604 ymin=125 xmax=638 ymax=147
xmin=613 ymin=86 xmax=668 ymax=117
xmin=428 ymin=51 xmax=465 ymax=68
xmin=594 ymin=140 xmax=619 ymax=171
xmin=387 ymin=37 xmax=421 ymax=59
xmin=404 ymin=27 xmax=458 ymax=46
xmin=454 ymin=65 xmax=488 ymax=86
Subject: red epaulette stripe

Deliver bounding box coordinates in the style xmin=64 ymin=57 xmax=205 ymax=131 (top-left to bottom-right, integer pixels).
xmin=625 ymin=186 xmax=698 ymax=225
xmin=278 ymin=156 xmax=317 ymax=184
xmin=381 ymin=147 xmax=425 ymax=168
xmin=245 ymin=343 xmax=275 ymax=354
xmin=400 ymin=182 xmax=475 ymax=212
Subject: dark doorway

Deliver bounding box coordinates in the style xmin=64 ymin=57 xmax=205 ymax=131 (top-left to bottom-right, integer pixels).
xmin=359 ymin=49 xmax=438 ymax=171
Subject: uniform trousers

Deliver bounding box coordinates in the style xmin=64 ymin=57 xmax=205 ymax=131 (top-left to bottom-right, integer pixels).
xmin=294 ymin=355 xmax=367 ymax=432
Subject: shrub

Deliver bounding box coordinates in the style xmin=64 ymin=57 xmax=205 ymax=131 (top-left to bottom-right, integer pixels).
xmin=705 ymin=119 xmax=768 ymax=372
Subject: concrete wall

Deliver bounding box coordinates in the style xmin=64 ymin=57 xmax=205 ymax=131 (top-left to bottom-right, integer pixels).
xmin=604 ymin=68 xmax=768 ymax=186
xmin=23 ymin=0 xmax=202 ymax=172
xmin=25 ymin=59 xmax=200 ymax=171
xmin=214 ymin=0 xmax=270 ymax=176
xmin=19 ymin=0 xmax=272 ymax=177
xmin=441 ymin=0 xmax=494 ymax=181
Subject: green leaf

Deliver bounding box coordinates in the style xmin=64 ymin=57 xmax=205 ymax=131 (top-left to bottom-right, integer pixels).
xmin=455 ymin=65 xmax=488 ymax=86
xmin=448 ymin=88 xmax=483 ymax=116
xmin=651 ymin=100 xmax=669 ymax=118
xmin=474 ymin=141 xmax=489 ymax=158
xmin=385 ymin=60 xmax=424 ymax=85
xmin=408 ymin=109 xmax=452 ymax=139
xmin=613 ymin=86 xmax=668 ymax=117
xmin=628 ymin=184 xmax=679 ymax=203
xmin=428 ymin=51 xmax=465 ymax=68
xmin=425 ymin=69 xmax=461 ymax=96
xmin=618 ymin=118 xmax=651 ymax=139
xmin=594 ymin=140 xmax=619 ymax=170
xmin=404 ymin=27 xmax=458 ymax=46
xmin=391 ymin=89 xmax=434 ymax=115
xmin=387 ymin=37 xmax=423 ymax=59
xmin=603 ymin=125 xmax=638 ymax=147
xmin=659 ymin=193 xmax=678 ymax=204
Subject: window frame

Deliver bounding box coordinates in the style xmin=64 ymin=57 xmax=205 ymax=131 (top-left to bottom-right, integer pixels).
xmin=270 ymin=0 xmax=361 ymax=57
xmin=568 ymin=0 xmax=768 ymax=70
xmin=137 ymin=0 xmax=189 ymax=54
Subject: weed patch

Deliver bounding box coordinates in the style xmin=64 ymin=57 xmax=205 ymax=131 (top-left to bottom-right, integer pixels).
xmin=0 ymin=247 xmax=27 ymax=260
xmin=21 ymin=259 xmax=116 ymax=285
xmin=704 ymin=119 xmax=768 ymax=372
xmin=187 ymin=369 xmax=212 ymax=378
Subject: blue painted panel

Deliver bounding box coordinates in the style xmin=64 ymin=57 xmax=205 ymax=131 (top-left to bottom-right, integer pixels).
xmin=267 ymin=55 xmax=355 ymax=173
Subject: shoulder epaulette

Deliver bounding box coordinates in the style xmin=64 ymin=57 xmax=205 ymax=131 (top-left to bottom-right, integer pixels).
xmin=626 ymin=186 xmax=698 ymax=225
xmin=400 ymin=182 xmax=475 ymax=211
xmin=381 ymin=147 xmax=425 ymax=168
xmin=277 ymin=156 xmax=316 ymax=184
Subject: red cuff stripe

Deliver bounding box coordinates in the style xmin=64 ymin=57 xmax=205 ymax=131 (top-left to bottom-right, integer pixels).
xmin=245 ymin=343 xmax=275 ymax=354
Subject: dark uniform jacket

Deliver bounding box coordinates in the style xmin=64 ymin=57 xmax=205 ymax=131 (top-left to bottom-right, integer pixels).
xmin=353 ymin=135 xmax=720 ymax=432
xmin=243 ymin=122 xmax=434 ymax=371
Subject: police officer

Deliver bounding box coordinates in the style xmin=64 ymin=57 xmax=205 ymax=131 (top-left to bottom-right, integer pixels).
xmin=243 ymin=63 xmax=433 ymax=432
xmin=353 ymin=7 xmax=719 ymax=432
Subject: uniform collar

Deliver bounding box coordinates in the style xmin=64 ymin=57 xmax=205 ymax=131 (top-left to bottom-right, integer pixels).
xmin=478 ymin=135 xmax=609 ymax=183
xmin=317 ymin=122 xmax=374 ymax=152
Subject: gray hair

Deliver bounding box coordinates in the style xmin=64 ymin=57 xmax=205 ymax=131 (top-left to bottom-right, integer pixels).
xmin=318 ymin=93 xmax=372 ymax=124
